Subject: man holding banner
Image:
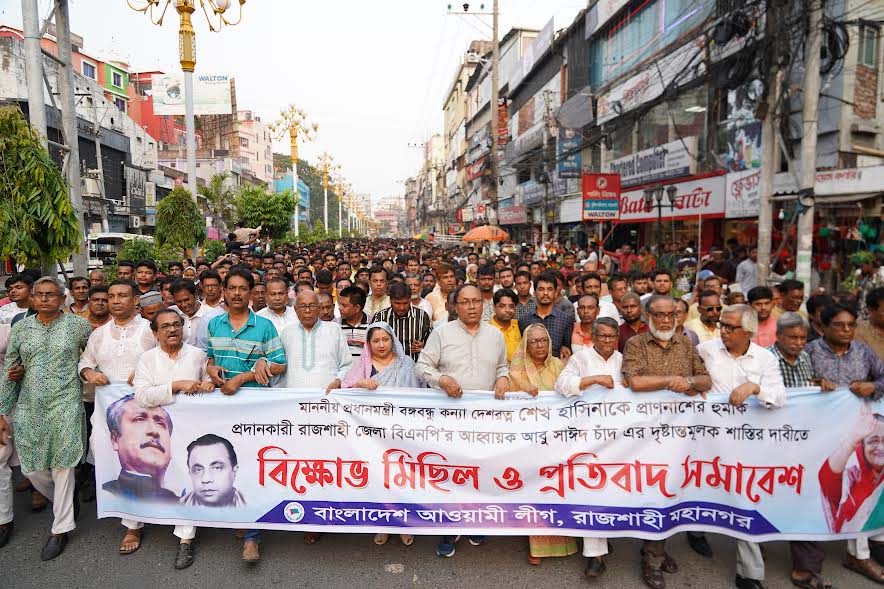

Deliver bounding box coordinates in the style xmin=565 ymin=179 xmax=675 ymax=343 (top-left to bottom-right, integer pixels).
xmin=622 ymin=294 xmax=711 ymax=589
xmin=206 ymin=266 xmax=287 ymax=564
xmin=697 ymin=304 xmax=785 ymax=589
xmin=131 ymin=307 xmax=214 ymax=569
xmin=554 ymin=316 xmax=622 ymax=580
xmin=416 ymin=283 xmax=509 ymax=558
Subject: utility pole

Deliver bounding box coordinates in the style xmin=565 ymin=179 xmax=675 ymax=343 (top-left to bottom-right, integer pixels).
xmin=540 ymin=90 xmax=553 ymax=245
xmin=55 ymin=0 xmax=87 ymax=276
xmin=21 ymin=0 xmax=46 ymax=145
xmin=489 ymin=0 xmax=500 ymax=221
xmin=795 ymin=0 xmax=822 ymax=296
xmin=91 ymin=98 xmax=110 ymax=232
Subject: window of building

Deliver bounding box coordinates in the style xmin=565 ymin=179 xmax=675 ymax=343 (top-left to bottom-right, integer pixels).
xmin=240 ymin=156 xmax=250 ymax=166
xmin=859 ymin=25 xmax=879 ymax=67
xmin=239 ymin=137 xmax=249 ymax=148
xmin=114 ymin=97 xmax=126 ymax=113
xmin=112 ymin=72 xmax=123 ymax=88
xmin=82 ymin=62 xmax=96 ymax=80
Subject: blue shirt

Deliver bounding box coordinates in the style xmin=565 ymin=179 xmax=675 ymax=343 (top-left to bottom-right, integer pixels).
xmin=206 ymin=311 xmax=286 ymax=387
xmin=806 ymin=338 xmax=884 ymax=399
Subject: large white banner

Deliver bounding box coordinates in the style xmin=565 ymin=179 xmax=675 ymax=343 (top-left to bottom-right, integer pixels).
xmin=151 ymin=73 xmax=232 ymax=116
xmin=94 ymin=385 xmax=884 ymax=541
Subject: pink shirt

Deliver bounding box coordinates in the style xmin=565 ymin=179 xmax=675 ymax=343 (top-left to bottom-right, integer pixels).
xmin=753 ymin=316 xmax=777 ymax=347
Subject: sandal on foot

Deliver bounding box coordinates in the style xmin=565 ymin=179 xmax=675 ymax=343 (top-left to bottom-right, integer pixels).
xmin=400 ymin=534 xmax=414 ymax=546
xmin=119 ymin=529 xmax=143 ymax=555
xmin=373 ymin=533 xmax=389 ymax=545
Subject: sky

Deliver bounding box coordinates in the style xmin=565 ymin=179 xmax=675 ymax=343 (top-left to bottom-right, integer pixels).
xmin=1 ymin=0 xmax=585 ymax=203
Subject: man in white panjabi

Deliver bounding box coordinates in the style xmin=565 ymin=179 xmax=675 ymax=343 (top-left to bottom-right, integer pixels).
xmin=132 ymin=308 xmax=213 ymax=569
xmin=555 ymin=316 xmax=623 ymax=580
xmin=280 ymin=290 xmax=352 ymax=393
xmin=78 ymin=280 xmax=156 ymax=556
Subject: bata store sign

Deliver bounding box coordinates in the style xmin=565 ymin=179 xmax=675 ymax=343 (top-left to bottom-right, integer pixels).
xmin=619 ymin=175 xmax=726 ymax=222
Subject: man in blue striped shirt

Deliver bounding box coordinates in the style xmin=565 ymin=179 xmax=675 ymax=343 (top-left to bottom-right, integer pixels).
xmin=206 ymin=266 xmax=286 ymax=564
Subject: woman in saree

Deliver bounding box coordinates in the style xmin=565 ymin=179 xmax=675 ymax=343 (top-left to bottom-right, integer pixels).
xmin=507 ymin=323 xmax=577 ymax=564
xmin=342 ymin=321 xmax=422 ymax=546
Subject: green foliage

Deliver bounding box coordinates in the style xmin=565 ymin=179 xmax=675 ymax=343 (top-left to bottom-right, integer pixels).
xmin=117 ymin=238 xmax=184 ymax=271
xmin=235 ymin=184 xmax=296 ymax=239
xmin=203 ymin=239 xmax=226 ymax=263
xmin=273 ymin=153 xmax=342 ymax=233
xmin=156 ymin=186 xmax=207 ymax=249
xmin=0 ymin=105 xmax=82 ymax=266
xmin=117 ymin=237 xmax=155 ymax=263
xmin=198 ymin=172 xmax=235 ymax=233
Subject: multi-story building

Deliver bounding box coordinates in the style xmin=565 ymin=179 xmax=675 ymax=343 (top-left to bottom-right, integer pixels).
xmin=0 ymin=25 xmax=159 ymax=234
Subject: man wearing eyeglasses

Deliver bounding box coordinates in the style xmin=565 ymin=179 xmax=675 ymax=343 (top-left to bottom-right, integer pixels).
xmin=554 ymin=316 xmax=622 ymax=580
xmin=622 ymin=294 xmax=712 ymax=589
xmin=415 ymin=283 xmax=509 ymax=559
xmin=131 ymin=308 xmax=213 ymax=569
xmin=280 ymin=290 xmax=352 ymax=393
xmin=684 ymin=290 xmax=722 ymax=343
xmin=805 ymin=303 xmax=884 ymax=585
xmin=696 ymin=304 xmax=785 ymax=589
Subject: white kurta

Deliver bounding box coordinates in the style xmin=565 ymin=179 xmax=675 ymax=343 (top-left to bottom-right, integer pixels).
xmin=78 ymin=315 xmax=156 ymax=382
xmin=555 ymin=346 xmax=623 ymax=397
xmin=132 ymin=343 xmax=209 ymax=407
xmin=257 ymin=306 xmax=299 ymax=334
xmin=280 ymin=320 xmax=353 ymax=388
xmin=169 ymin=303 xmax=223 ymax=351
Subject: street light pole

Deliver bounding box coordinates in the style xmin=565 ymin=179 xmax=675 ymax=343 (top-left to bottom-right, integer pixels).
xmin=128 ymin=0 xmax=246 ymax=253
xmin=269 ymin=106 xmax=317 ymax=241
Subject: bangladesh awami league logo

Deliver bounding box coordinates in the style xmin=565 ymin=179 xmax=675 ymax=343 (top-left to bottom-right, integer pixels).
xmin=283 ymin=502 xmax=305 ymax=523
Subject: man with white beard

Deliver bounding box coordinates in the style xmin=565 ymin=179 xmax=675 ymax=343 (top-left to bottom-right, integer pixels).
xmin=621 ymin=294 xmax=713 ymax=589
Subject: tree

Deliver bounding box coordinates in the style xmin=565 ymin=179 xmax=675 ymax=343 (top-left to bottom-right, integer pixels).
xmin=235 ymin=184 xmax=296 ymax=239
xmin=198 ymin=172 xmax=235 ymax=234
xmin=0 ymin=105 xmax=81 ymax=267
xmin=156 ymin=186 xmax=207 ymax=250
xmin=203 ymin=239 xmax=226 ymax=263
xmin=273 ymin=153 xmax=341 ymax=233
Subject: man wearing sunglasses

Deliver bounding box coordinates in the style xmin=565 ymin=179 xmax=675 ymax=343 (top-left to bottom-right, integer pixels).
xmin=697 ymin=304 xmax=785 ymax=589
xmin=684 ymin=290 xmax=722 ymax=343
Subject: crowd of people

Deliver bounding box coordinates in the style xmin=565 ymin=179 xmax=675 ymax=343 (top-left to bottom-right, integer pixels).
xmin=0 ymin=237 xmax=882 ymax=589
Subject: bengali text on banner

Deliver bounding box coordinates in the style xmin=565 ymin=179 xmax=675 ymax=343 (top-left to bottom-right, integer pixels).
xmin=94 ymin=385 xmax=884 ymax=541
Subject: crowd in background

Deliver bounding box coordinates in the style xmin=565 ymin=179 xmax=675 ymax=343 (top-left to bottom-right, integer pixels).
xmin=0 ymin=235 xmax=882 ymax=589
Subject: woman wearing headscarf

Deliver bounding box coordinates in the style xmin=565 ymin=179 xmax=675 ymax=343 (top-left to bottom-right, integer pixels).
xmin=342 ymin=321 xmax=422 ymax=546
xmin=508 ymin=323 xmax=565 ymax=396
xmin=506 ymin=323 xmax=577 ymax=563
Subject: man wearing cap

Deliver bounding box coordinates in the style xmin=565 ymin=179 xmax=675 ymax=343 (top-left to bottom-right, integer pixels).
xmin=138 ymin=292 xmax=165 ymax=322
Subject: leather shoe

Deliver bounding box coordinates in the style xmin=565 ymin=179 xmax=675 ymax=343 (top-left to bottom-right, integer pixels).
xmin=639 ymin=548 xmax=677 ymax=573
xmin=687 ymin=532 xmax=713 ymax=558
xmin=31 ymin=490 xmax=49 ymax=512
xmin=174 ymin=542 xmax=195 ymax=570
xmin=241 ymin=539 xmax=260 ymax=563
xmin=735 ymin=575 xmax=764 ymax=589
xmin=871 ymin=541 xmax=884 ymax=568
xmin=0 ymin=522 xmax=12 ymax=548
xmin=584 ymin=556 xmax=606 ymax=579
xmin=641 ymin=562 xmax=666 ymax=589
xmin=844 ymin=553 xmax=884 ymax=584
xmin=40 ymin=533 xmax=68 ymax=561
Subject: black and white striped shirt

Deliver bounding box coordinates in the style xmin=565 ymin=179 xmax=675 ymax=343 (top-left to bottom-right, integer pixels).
xmin=372 ymin=306 xmax=433 ymax=360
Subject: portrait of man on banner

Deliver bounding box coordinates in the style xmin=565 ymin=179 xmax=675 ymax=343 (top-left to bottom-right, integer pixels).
xmin=819 ymin=407 xmax=884 ymax=533
xmin=103 ymin=394 xmax=181 ymax=503
xmin=182 ymin=434 xmax=246 ymax=508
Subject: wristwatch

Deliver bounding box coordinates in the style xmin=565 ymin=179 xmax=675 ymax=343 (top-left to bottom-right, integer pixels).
xmin=686 ymin=377 xmax=695 ymax=390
